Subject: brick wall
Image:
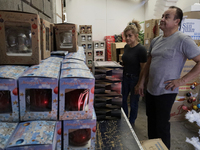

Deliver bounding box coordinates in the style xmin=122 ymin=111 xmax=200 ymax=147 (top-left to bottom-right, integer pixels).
xmin=0 ymin=0 xmax=53 ymax=23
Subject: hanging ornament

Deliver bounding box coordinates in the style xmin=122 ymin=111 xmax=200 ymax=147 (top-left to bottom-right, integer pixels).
xmin=182 ymin=105 xmax=188 ymax=111
xmin=186 ymin=92 xmax=192 ymax=97
xmin=193 ymin=105 xmax=198 ymax=110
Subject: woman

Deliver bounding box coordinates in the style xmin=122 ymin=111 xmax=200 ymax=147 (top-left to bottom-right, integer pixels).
xmin=122 ymin=19 xmax=147 ymax=126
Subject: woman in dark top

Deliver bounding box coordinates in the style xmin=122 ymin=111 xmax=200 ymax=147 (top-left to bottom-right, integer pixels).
xmin=122 ymin=19 xmax=147 ymax=126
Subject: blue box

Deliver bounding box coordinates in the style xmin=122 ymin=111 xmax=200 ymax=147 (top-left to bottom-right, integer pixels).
xmin=41 ymin=57 xmax=63 ymax=64
xmin=0 ymin=122 xmax=18 ymax=150
xmin=6 ymin=121 xmax=57 ymax=150
xmin=59 ymin=69 xmax=95 ymax=120
xmin=62 ymin=59 xmax=85 ymax=64
xmin=61 ymin=62 xmax=89 ymax=70
xmin=0 ymin=65 xmax=28 ymax=122
xmin=18 ymin=63 xmax=60 ymax=121
xmin=65 ymin=47 xmax=86 ymax=62
xmin=63 ymin=110 xmax=96 ymax=150
xmin=56 ymin=121 xmax=62 ymax=150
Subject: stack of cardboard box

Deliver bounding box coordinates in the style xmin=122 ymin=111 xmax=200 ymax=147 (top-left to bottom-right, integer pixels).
xmin=78 ymin=25 xmax=93 ymax=67
xmin=93 ymin=41 xmax=105 ymax=61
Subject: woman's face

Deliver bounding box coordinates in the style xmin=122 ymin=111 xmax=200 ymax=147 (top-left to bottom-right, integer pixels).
xmin=125 ymin=30 xmax=137 ymax=46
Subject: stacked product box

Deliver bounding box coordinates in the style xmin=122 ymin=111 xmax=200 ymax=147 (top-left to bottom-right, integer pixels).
xmin=78 ymin=25 xmax=93 ymax=67
xmin=54 ymin=23 xmax=78 ymax=52
xmin=93 ymin=41 xmax=105 ymax=61
xmin=18 ymin=62 xmax=61 ymax=121
xmin=0 ymin=122 xmax=18 ymax=149
xmin=104 ymin=36 xmax=115 ymax=61
xmin=65 ymin=47 xmax=86 ymax=62
xmin=0 ymin=65 xmax=29 ymax=122
xmin=93 ymin=61 xmax=123 ymax=120
xmin=0 ymin=11 xmax=42 ymax=65
xmin=59 ymin=61 xmax=96 ymax=149
xmin=5 ymin=121 xmax=57 ymax=150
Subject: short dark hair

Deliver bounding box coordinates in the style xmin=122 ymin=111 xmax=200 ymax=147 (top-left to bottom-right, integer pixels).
xmin=169 ymin=6 xmax=183 ymax=26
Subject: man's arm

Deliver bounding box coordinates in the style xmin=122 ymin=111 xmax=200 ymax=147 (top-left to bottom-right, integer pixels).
xmin=165 ymin=54 xmax=200 ymax=91
xmin=135 ymin=55 xmax=152 ymax=96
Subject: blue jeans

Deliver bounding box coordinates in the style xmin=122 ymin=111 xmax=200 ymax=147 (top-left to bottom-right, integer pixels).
xmin=122 ymin=74 xmax=139 ymax=124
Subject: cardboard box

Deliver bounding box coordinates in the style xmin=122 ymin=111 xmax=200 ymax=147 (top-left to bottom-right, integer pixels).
xmin=79 ymin=25 xmax=87 ymax=34
xmin=41 ymin=56 xmax=63 ymax=64
xmin=0 ymin=122 xmax=18 ymax=149
xmin=80 ymin=42 xmax=87 ymax=50
xmin=79 ymin=34 xmax=86 ymax=42
xmin=0 ymin=11 xmax=41 ymax=65
xmin=65 ymin=52 xmax=86 ymax=62
xmin=94 ymin=41 xmax=100 ymax=49
xmin=183 ymin=11 xmax=200 ymax=19
xmin=180 ymin=18 xmax=200 ymax=40
xmin=140 ymin=138 xmax=168 ymax=150
xmin=87 ymin=42 xmax=93 ymax=50
xmin=144 ymin=19 xmax=157 ymax=39
xmin=6 ymin=121 xmax=57 ymax=150
xmin=94 ymin=57 xmax=105 ymax=61
xmin=144 ymin=38 xmax=153 ymax=51
xmin=86 ymin=25 xmax=92 ymax=34
xmin=62 ymin=58 xmax=86 ymax=64
xmin=86 ymin=58 xmax=93 ymax=67
xmin=40 ymin=19 xmax=51 ymax=59
xmin=56 ymin=121 xmax=62 ymax=150
xmin=94 ymin=49 xmax=105 ymax=57
xmin=50 ymin=23 xmax=55 ymax=52
xmin=61 ymin=62 xmax=89 ymax=70
xmin=155 ymin=19 xmax=163 ymax=37
xmin=18 ymin=63 xmax=60 ymax=121
xmin=59 ymin=69 xmax=95 ymax=120
xmin=55 ymin=23 xmax=78 ymax=52
xmin=87 ymin=34 xmax=92 ymax=42
xmin=0 ymin=65 xmax=29 ymax=122
xmin=180 ymin=60 xmax=196 ymax=77
xmin=86 ymin=50 xmax=93 ymax=59
xmin=99 ymin=41 xmax=105 ymax=49
xmin=63 ymin=110 xmax=96 ymax=150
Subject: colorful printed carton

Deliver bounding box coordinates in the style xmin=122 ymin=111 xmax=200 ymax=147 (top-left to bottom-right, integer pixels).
xmin=63 ymin=110 xmax=96 ymax=150
xmin=61 ymin=62 xmax=89 ymax=70
xmin=62 ymin=59 xmax=85 ymax=64
xmin=0 ymin=122 xmax=18 ymax=150
xmin=56 ymin=121 xmax=62 ymax=150
xmin=6 ymin=121 xmax=57 ymax=150
xmin=59 ymin=69 xmax=95 ymax=120
xmin=18 ymin=63 xmax=60 ymax=121
xmin=0 ymin=65 xmax=28 ymax=122
xmin=41 ymin=56 xmax=63 ymax=64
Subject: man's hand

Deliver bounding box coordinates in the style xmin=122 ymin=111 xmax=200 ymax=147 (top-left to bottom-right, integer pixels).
xmin=164 ymin=79 xmax=185 ymax=91
xmin=135 ymin=83 xmax=145 ymax=97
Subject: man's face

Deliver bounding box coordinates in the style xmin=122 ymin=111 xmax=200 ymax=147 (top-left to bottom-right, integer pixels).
xmin=160 ymin=8 xmax=179 ymax=31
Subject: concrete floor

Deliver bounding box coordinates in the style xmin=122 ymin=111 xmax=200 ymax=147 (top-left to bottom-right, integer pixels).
xmin=131 ymin=98 xmax=199 ymax=150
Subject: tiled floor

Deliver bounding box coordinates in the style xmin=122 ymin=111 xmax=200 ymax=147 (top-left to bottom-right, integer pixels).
xmin=132 ymin=98 xmax=199 ymax=150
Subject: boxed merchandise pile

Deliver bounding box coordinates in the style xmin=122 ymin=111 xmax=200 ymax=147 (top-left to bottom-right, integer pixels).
xmin=54 ymin=23 xmax=78 ymax=52
xmin=0 ymin=11 xmax=41 ymax=65
xmin=78 ymin=25 xmax=93 ymax=67
xmin=18 ymin=62 xmax=61 ymax=121
xmin=104 ymin=36 xmax=115 ymax=61
xmin=93 ymin=41 xmax=105 ymax=61
xmin=0 ymin=65 xmax=29 ymax=122
xmin=93 ymin=61 xmax=123 ymax=120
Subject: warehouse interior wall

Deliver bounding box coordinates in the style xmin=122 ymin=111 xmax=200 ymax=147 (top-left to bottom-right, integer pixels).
xmin=65 ymin=0 xmax=146 ymax=41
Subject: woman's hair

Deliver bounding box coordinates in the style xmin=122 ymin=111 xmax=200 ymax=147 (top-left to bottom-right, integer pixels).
xmin=123 ymin=19 xmax=141 ymax=41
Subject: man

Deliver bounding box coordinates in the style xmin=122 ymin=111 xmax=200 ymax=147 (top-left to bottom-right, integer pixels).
xmin=135 ymin=6 xmax=200 ymax=149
